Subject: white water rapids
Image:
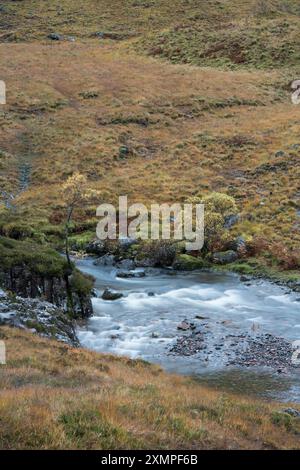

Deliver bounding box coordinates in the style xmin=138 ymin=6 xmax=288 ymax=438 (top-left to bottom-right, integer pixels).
xmin=76 ymin=258 xmax=300 ymax=402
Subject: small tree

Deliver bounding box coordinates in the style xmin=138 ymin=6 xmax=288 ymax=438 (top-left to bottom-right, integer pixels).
xmin=62 ymin=172 xmax=98 ymax=270
xmin=202 ymin=192 xmax=238 ymax=250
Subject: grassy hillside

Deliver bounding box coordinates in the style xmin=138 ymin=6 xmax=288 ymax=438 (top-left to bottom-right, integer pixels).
xmin=0 ymin=326 xmax=300 ymax=449
xmin=0 ymin=1 xmax=299 ymax=272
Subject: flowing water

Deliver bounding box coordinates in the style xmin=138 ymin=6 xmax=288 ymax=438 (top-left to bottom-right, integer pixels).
xmin=76 ymin=258 xmax=300 ymax=402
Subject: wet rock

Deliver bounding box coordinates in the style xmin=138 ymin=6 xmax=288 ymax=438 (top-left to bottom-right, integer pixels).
xmin=240 ymin=275 xmax=251 ymax=282
xmin=195 ymin=315 xmax=209 ymax=320
xmin=151 ymin=332 xmax=159 ymax=338
xmin=177 ymin=321 xmax=190 ymax=331
xmin=148 ymin=292 xmax=155 ymax=297
xmin=110 ymin=334 xmax=120 ymax=340
xmin=220 ymin=320 xmax=232 ymax=326
xmin=177 ymin=321 xmax=196 ymax=331
xmin=102 ymin=288 xmax=123 ymax=301
xmin=233 ymin=334 xmax=297 ymax=370
xmin=170 ymin=333 xmax=205 ymax=356
xmin=93 ymin=254 xmax=116 ymax=266
xmin=212 ymin=250 xmax=238 ymax=265
xmin=117 ymin=270 xmax=146 ymax=279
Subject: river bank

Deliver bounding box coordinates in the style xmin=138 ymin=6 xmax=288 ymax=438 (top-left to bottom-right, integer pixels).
xmin=76 ymin=257 xmax=300 ymax=402
xmin=2 ymin=326 xmax=300 ymax=450
xmin=0 ymin=287 xmax=79 ymax=346
xmin=1 ymin=234 xmax=299 ymax=402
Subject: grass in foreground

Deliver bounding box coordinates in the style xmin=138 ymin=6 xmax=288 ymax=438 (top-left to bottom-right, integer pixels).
xmin=0 ymin=327 xmax=300 ymax=449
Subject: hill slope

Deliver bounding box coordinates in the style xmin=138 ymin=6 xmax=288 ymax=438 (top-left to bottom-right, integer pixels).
xmin=0 ymin=0 xmax=299 ymax=268
xmin=1 ymin=326 xmax=300 ymax=449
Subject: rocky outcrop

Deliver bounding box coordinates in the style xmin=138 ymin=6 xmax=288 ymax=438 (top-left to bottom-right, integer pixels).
xmin=0 ymin=288 xmax=79 ymax=346
xmin=0 ymin=265 xmax=93 ymax=319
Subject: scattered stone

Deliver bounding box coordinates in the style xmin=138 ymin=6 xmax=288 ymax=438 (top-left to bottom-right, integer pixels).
xmin=233 ymin=334 xmax=297 ymax=369
xmin=170 ymin=332 xmax=205 ymax=356
xmin=275 ymin=150 xmax=285 ymax=158
xmin=102 ymin=288 xmax=123 ymax=301
xmin=169 ymin=319 xmax=299 ymax=372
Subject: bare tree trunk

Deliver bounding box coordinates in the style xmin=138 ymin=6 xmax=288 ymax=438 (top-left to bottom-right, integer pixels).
xmin=65 ymin=206 xmax=74 ymax=271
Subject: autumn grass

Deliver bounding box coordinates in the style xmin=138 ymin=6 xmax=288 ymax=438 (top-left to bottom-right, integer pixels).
xmin=0 ymin=326 xmax=299 ymax=449
xmin=0 ymin=0 xmax=299 ymax=267
xmin=0 ymin=41 xmax=299 ymax=255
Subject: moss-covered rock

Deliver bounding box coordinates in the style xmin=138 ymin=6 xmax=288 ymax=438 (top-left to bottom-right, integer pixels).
xmin=173 ymin=254 xmax=208 ymax=271
xmin=0 ymin=236 xmax=94 ymax=318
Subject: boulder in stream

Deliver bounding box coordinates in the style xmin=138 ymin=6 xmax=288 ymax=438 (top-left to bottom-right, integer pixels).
xmin=102 ymin=288 xmax=123 ymax=301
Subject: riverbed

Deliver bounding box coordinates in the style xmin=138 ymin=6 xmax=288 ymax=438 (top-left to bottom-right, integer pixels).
xmin=76 ymin=258 xmax=300 ymax=402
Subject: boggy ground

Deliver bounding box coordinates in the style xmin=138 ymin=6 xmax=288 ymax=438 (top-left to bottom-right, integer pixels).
xmin=1 ymin=326 xmax=300 ymax=449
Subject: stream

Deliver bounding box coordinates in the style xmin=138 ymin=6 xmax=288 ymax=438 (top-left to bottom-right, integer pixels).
xmin=76 ymin=258 xmax=300 ymax=402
